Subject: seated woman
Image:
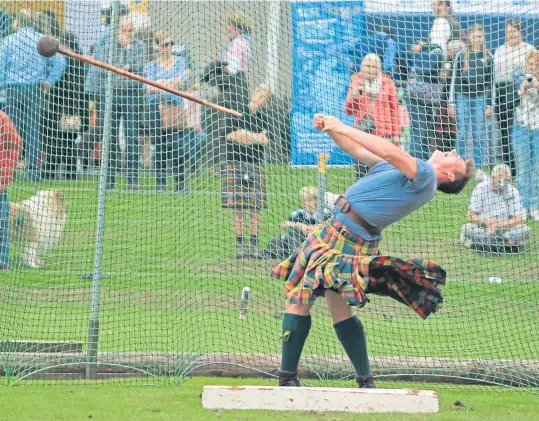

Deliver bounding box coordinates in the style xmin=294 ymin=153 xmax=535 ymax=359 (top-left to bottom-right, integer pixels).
xmin=460 ymin=164 xmax=531 ymax=254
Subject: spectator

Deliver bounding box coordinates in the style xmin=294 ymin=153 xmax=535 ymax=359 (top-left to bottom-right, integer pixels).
xmin=412 ymin=1 xmax=460 ymax=59
xmin=222 ymin=11 xmax=252 ymax=77
xmin=183 ymin=83 xmax=204 ymax=175
xmin=449 ymin=24 xmax=493 ymax=180
xmin=200 ymin=59 xmax=250 ymax=166
xmin=201 ymin=60 xmax=268 ymax=259
xmin=249 ymin=83 xmax=291 ymax=163
xmin=263 ymin=186 xmax=338 ymax=259
xmin=460 ymin=164 xmax=530 ymax=254
xmin=345 ymin=54 xmax=401 ymax=143
xmin=431 ymin=38 xmax=465 ymax=154
xmin=0 ymin=111 xmax=22 ymax=270
xmin=493 ymin=18 xmax=535 ymax=175
xmin=145 ymin=30 xmax=190 ymax=193
xmin=345 ymin=54 xmax=401 ymax=178
xmin=91 ymin=13 xmax=148 ymax=190
xmin=512 ymin=50 xmax=539 ymax=222
xmin=83 ymin=5 xmax=130 ymax=173
xmin=41 ymin=15 xmax=89 ymax=180
xmin=0 ymin=9 xmax=66 ymax=182
xmin=405 ymin=44 xmax=444 ymax=160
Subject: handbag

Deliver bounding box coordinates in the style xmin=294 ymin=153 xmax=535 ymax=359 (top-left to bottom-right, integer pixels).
xmin=59 ymin=115 xmax=82 ymax=132
xmin=406 ymin=77 xmax=444 ymax=106
xmin=356 ymin=114 xmax=376 ymax=133
xmin=159 ymin=102 xmax=186 ymax=131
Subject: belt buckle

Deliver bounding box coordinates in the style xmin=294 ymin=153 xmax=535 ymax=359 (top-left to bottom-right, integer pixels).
xmin=338 ymin=226 xmax=348 ymax=237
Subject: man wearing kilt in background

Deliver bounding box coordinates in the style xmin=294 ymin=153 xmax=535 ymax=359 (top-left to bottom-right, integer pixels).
xmin=272 ymin=113 xmax=474 ymax=388
xmin=201 ymin=60 xmax=269 ymax=259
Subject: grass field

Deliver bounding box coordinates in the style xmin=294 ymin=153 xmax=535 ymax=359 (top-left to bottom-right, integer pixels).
xmin=1 ymin=377 xmax=538 ymax=421
xmin=1 ymin=164 xmax=538 ymax=384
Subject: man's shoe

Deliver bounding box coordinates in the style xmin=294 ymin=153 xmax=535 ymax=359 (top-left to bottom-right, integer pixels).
xmin=356 ymin=374 xmax=376 ymax=388
xmin=278 ymin=370 xmax=300 ymax=386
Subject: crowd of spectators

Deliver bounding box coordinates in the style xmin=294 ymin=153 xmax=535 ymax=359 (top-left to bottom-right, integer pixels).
xmin=0 ymin=3 xmax=537 ymax=262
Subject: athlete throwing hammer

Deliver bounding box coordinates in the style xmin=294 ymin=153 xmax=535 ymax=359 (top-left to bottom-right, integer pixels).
xmin=272 ymin=114 xmax=474 ymax=388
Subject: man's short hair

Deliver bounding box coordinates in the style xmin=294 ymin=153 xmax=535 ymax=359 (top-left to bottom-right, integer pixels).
xmin=438 ymin=159 xmax=474 ymax=194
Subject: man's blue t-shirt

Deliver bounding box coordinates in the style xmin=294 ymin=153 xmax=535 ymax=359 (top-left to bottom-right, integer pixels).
xmin=334 ymin=159 xmax=438 ymax=240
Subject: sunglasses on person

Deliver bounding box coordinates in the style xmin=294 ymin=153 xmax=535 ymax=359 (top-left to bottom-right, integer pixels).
xmin=159 ymin=40 xmax=174 ymax=47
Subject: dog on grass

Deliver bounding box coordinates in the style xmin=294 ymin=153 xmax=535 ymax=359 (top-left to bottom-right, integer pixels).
xmin=9 ymin=190 xmax=68 ymax=268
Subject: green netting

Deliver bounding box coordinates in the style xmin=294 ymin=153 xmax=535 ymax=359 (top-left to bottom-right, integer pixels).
xmin=0 ymin=0 xmax=537 ymax=389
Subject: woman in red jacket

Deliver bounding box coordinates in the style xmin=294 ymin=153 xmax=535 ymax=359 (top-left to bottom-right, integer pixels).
xmin=0 ymin=111 xmax=22 ymax=270
xmin=345 ymin=53 xmax=402 ymax=144
xmin=345 ymin=54 xmax=402 ymax=178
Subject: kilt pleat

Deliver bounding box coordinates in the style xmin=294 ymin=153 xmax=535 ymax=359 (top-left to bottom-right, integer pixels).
xmin=271 ymin=217 xmax=446 ymax=319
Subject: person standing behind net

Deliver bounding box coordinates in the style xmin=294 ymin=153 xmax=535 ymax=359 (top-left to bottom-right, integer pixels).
xmin=145 ymin=30 xmax=190 ymax=193
xmin=201 ymin=60 xmax=268 ymax=260
xmin=344 ymin=53 xmax=402 ymax=178
xmin=92 ymin=13 xmax=148 ymax=191
xmin=272 ymin=113 xmax=473 ymax=388
xmin=221 ymin=11 xmax=252 ymax=77
xmin=0 ymin=111 xmax=22 ymax=271
xmin=493 ymin=18 xmax=535 ymax=176
xmin=0 ymin=9 xmax=66 ymax=182
xmin=448 ymin=24 xmax=493 ymax=181
xmin=512 ymin=50 xmax=539 ymax=222
xmin=412 ymin=1 xmax=460 ymax=59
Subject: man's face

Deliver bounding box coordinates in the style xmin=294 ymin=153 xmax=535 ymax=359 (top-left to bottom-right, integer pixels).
xmin=118 ymin=18 xmax=133 ymax=43
xmin=430 ymin=149 xmax=467 ymax=178
xmin=227 ymin=25 xmax=239 ymax=41
xmin=469 ymin=30 xmax=484 ymax=48
xmin=506 ymin=25 xmax=521 ymax=45
xmin=492 ymin=173 xmax=509 ymax=193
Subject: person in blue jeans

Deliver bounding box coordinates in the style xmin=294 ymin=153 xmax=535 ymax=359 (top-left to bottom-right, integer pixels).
xmin=449 ymin=24 xmax=493 ymax=180
xmin=0 ymin=10 xmax=66 ymax=182
xmin=145 ymin=30 xmax=190 ymax=192
xmin=513 ymin=50 xmax=539 ymax=222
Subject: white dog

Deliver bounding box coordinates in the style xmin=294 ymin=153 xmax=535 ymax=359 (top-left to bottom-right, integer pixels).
xmin=9 ymin=190 xmax=68 ymax=268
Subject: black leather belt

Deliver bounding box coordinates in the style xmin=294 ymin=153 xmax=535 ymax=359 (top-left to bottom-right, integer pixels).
xmin=334 ymin=195 xmax=381 ymax=237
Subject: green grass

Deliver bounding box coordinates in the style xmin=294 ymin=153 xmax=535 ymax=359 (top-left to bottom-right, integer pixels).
xmin=0 ymin=377 xmax=538 ymax=421
xmin=1 ymin=165 xmax=538 ymax=382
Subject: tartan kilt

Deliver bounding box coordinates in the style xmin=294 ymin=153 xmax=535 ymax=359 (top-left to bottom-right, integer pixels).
xmin=221 ymin=161 xmax=267 ymax=210
xmin=271 ymin=217 xmax=446 ymax=319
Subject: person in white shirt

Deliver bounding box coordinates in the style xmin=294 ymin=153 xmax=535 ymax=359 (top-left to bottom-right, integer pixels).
xmin=221 ymin=11 xmax=252 ymax=77
xmin=411 ymin=1 xmax=460 ymax=59
xmin=460 ymin=164 xmax=530 ymax=254
xmin=493 ymin=19 xmax=535 ymax=174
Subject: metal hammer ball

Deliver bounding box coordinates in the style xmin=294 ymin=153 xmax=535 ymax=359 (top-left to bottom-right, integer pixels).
xmin=36 ymin=35 xmax=60 ymax=58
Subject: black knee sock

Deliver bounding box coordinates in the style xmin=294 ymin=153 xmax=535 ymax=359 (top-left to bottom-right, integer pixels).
xmin=334 ymin=316 xmax=371 ymax=376
xmin=280 ymin=313 xmax=311 ymax=372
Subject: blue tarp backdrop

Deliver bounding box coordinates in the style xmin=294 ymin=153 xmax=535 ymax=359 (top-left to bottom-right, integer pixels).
xmin=290 ymin=0 xmax=539 ymax=166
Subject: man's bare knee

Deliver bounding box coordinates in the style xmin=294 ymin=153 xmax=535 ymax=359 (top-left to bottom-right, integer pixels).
xmin=325 ymin=290 xmax=354 ymax=324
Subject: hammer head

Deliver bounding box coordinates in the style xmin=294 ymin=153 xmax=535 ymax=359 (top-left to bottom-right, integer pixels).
xmin=36 ymin=35 xmax=60 ymax=58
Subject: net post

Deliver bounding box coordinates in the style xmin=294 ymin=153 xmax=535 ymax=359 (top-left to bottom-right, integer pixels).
xmin=86 ymin=0 xmax=120 ymax=380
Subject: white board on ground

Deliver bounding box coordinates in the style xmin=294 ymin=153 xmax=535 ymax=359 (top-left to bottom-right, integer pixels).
xmin=201 ymin=385 xmax=439 ymax=413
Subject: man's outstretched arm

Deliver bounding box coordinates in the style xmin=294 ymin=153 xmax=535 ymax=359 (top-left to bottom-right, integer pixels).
xmin=313 ymin=114 xmax=382 ymax=169
xmin=317 ymin=114 xmax=418 ymax=179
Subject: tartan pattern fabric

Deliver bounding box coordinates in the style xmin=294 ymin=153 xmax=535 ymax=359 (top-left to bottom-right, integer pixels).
xmin=221 ymin=162 xmax=267 ymax=210
xmin=271 ymin=217 xmax=446 ymax=319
